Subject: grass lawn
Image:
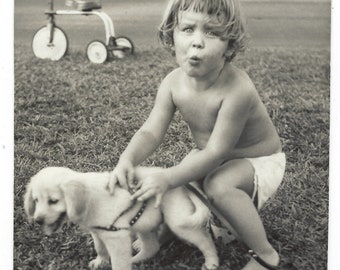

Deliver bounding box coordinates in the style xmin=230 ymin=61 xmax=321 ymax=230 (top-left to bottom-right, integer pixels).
xmin=14 ymin=45 xmax=329 ymax=270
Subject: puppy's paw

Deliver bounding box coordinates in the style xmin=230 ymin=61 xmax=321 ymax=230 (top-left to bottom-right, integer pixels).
xmin=202 ymin=263 xmax=221 ymax=270
xmin=132 ymin=238 xmax=142 ymax=254
xmin=89 ymin=257 xmax=110 ymax=270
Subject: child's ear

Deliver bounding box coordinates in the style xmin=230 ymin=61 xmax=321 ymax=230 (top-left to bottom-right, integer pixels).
xmin=223 ymin=49 xmax=235 ymax=62
xmin=223 ymin=47 xmax=233 ymax=58
xmin=224 ymin=40 xmax=237 ymax=61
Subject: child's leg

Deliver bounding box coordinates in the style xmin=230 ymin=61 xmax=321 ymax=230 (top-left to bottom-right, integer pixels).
xmin=203 ymin=159 xmax=279 ymax=270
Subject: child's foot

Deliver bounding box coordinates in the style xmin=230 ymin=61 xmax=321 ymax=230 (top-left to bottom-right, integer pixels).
xmin=242 ymin=249 xmax=279 ymax=270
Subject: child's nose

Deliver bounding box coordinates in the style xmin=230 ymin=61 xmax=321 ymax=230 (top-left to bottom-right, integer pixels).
xmin=192 ymin=32 xmax=204 ymax=48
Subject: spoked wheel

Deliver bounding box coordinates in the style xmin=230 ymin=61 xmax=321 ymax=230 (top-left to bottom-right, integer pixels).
xmin=112 ymin=36 xmax=134 ymax=59
xmin=86 ymin=40 xmax=108 ymax=64
xmin=32 ymin=26 xmax=68 ymax=61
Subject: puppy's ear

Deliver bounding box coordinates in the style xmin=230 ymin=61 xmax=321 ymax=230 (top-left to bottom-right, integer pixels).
xmin=60 ymin=180 xmax=89 ymax=223
xmin=24 ymin=182 xmax=35 ymax=221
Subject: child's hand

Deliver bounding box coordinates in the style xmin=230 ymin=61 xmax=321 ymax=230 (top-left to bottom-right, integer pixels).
xmin=107 ymin=160 xmax=135 ymax=194
xmin=130 ymin=172 xmax=170 ymax=208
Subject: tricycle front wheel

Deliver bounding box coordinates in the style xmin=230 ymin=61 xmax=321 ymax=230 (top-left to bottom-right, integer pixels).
xmin=32 ymin=26 xmax=68 ymax=61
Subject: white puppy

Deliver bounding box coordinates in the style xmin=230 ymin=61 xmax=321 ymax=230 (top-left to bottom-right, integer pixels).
xmin=24 ymin=167 xmax=219 ymax=270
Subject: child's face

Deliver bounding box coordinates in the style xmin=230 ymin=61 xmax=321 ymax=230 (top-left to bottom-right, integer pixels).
xmin=173 ymin=10 xmax=229 ymax=79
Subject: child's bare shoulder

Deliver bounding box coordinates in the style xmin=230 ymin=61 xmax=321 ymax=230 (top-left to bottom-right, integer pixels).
xmin=157 ymin=68 xmax=182 ymax=98
xmin=234 ymin=66 xmax=255 ymax=90
xmin=158 ymin=68 xmax=183 ymax=94
xmin=163 ymin=67 xmax=181 ymax=84
xmin=224 ymin=65 xmax=257 ymax=99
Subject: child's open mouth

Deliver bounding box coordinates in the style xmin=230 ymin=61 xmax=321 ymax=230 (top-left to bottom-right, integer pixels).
xmin=188 ymin=56 xmax=201 ymax=65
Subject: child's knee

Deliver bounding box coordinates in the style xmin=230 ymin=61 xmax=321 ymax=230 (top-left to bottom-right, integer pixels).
xmin=203 ymin=159 xmax=255 ymax=201
xmin=203 ymin=174 xmax=234 ymax=203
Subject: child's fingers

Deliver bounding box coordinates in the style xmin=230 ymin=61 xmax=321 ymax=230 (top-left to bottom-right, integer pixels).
xmin=127 ymin=168 xmax=135 ymax=181
xmin=130 ymin=189 xmax=144 ymax=201
xmin=131 ymin=188 xmax=154 ymax=202
xmin=116 ymin=172 xmax=128 ymax=190
xmin=107 ymin=174 xmax=117 ymax=194
xmin=133 ymin=180 xmax=142 ymax=190
xmin=137 ymin=190 xmax=155 ymax=202
xmin=154 ymin=193 xmax=163 ymax=208
xmin=127 ymin=170 xmax=137 ymax=188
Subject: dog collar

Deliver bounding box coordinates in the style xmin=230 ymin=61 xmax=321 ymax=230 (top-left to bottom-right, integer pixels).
xmin=92 ymin=201 xmax=147 ymax=232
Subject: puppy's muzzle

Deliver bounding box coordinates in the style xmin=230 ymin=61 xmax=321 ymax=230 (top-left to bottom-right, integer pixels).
xmin=35 ymin=216 xmax=44 ymax=226
xmin=34 ymin=212 xmax=67 ymax=235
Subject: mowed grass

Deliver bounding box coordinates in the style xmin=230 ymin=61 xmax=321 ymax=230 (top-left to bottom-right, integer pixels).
xmin=14 ymin=45 xmax=329 ymax=270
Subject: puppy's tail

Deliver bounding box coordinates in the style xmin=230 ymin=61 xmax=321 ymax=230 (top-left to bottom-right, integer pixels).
xmin=184 ymin=189 xmax=211 ymax=228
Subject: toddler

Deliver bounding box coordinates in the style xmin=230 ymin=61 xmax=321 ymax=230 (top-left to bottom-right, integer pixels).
xmin=109 ymin=0 xmax=285 ymax=269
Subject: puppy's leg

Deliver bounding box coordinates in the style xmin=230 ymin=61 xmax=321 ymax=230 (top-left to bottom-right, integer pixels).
xmin=171 ymin=225 xmax=219 ymax=270
xmin=97 ymin=230 xmax=133 ymax=270
xmin=162 ymin=190 xmax=219 ymax=270
xmin=131 ymin=231 xmax=160 ymax=263
xmin=89 ymin=232 xmax=110 ymax=270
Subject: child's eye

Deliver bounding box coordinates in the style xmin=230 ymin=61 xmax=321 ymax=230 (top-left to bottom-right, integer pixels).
xmin=183 ymin=27 xmax=193 ymax=33
xmin=206 ymin=31 xmax=218 ymax=37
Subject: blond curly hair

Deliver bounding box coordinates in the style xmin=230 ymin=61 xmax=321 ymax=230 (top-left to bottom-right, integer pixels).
xmin=158 ymin=0 xmax=249 ymax=62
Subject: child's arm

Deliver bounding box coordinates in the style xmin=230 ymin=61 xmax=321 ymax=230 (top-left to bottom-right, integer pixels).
xmin=131 ymin=89 xmax=253 ymax=206
xmin=167 ymin=92 xmax=251 ymax=185
xmin=108 ymin=75 xmax=176 ymax=191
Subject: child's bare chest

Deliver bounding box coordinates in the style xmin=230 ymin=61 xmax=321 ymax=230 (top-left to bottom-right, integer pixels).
xmin=172 ymin=88 xmax=223 ymax=132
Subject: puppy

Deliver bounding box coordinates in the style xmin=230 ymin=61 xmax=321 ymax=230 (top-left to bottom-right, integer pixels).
xmin=24 ymin=167 xmax=219 ymax=270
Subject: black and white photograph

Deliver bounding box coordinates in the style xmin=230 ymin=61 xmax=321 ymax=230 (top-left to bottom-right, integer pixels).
xmin=1 ymin=0 xmax=336 ymax=269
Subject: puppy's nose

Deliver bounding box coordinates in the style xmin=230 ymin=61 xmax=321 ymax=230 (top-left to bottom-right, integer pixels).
xmin=35 ymin=217 xmax=44 ymax=225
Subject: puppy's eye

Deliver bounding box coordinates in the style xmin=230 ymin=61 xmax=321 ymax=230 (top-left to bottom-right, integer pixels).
xmin=48 ymin=199 xmax=59 ymax=205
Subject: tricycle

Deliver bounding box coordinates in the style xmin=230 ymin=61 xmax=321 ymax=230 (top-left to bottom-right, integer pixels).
xmin=32 ymin=0 xmax=134 ymax=63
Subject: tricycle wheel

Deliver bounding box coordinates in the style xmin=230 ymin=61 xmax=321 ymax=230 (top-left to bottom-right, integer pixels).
xmin=86 ymin=40 xmax=108 ymax=64
xmin=112 ymin=36 xmax=134 ymax=59
xmin=32 ymin=26 xmax=68 ymax=61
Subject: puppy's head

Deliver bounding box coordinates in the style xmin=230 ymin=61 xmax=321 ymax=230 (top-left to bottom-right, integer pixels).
xmin=24 ymin=167 xmax=89 ymax=235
